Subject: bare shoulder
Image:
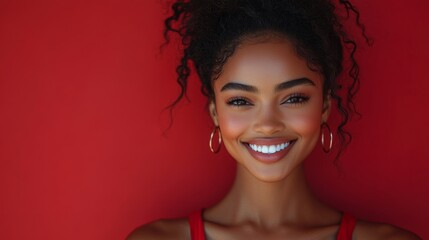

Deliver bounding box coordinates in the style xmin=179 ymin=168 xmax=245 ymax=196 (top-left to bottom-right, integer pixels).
xmin=126 ymin=217 xmax=189 ymax=240
xmin=355 ymin=220 xmax=421 ymax=240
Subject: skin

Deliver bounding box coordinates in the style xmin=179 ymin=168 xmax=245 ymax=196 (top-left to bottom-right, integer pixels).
xmin=127 ymin=34 xmax=421 ymax=240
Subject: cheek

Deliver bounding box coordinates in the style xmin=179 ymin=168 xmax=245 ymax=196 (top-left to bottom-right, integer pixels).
xmin=217 ymin=109 xmax=250 ymax=139
xmin=287 ymin=114 xmax=321 ymax=136
xmin=283 ymin=105 xmax=323 ymax=137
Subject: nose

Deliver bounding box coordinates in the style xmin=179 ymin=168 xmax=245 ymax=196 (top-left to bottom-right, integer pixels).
xmin=252 ymin=105 xmax=285 ymax=135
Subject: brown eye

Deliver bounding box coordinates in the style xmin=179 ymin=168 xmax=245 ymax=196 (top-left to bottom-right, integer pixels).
xmin=284 ymin=94 xmax=310 ymax=104
xmin=226 ymin=97 xmax=252 ymax=107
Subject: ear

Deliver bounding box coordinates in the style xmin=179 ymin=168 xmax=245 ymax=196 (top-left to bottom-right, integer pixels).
xmin=322 ymin=93 xmax=332 ymax=123
xmin=209 ymin=100 xmax=219 ymax=126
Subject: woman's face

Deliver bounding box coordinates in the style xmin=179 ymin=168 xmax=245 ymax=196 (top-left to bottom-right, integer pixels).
xmin=210 ymin=36 xmax=331 ymax=182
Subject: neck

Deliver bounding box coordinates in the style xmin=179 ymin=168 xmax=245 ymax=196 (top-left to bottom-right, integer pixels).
xmin=206 ymin=164 xmax=334 ymax=228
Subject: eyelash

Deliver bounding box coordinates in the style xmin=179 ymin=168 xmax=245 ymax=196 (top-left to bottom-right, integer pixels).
xmin=226 ymin=97 xmax=253 ymax=107
xmin=283 ymin=93 xmax=310 ymax=105
xmin=226 ymin=94 xmax=310 ymax=107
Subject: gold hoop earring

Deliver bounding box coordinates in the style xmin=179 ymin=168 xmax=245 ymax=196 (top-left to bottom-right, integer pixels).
xmin=209 ymin=127 xmax=222 ymax=153
xmin=321 ymin=122 xmax=333 ymax=153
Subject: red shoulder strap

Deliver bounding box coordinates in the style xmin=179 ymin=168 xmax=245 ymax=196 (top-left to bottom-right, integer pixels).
xmin=189 ymin=209 xmax=355 ymax=240
xmin=188 ymin=209 xmax=206 ymax=240
xmin=337 ymin=212 xmax=356 ymax=240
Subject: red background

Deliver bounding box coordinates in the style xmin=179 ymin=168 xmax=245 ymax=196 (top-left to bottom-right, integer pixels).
xmin=0 ymin=0 xmax=428 ymax=239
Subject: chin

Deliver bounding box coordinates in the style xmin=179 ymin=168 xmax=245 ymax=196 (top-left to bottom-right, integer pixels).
xmin=242 ymin=162 xmax=302 ymax=183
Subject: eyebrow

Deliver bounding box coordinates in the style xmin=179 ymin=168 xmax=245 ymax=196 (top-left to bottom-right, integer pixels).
xmin=220 ymin=77 xmax=315 ymax=93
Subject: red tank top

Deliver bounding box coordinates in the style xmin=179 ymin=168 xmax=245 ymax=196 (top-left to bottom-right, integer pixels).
xmin=188 ymin=209 xmax=356 ymax=240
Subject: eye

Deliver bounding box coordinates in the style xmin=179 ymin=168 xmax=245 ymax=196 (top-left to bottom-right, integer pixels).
xmin=226 ymin=97 xmax=253 ymax=107
xmin=283 ymin=94 xmax=310 ymax=105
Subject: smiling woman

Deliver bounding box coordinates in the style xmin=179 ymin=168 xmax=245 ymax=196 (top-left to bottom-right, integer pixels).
xmin=210 ymin=37 xmax=326 ymax=183
xmin=127 ymin=0 xmax=421 ymax=239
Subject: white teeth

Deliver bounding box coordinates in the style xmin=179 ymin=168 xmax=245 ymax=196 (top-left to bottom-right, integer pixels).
xmin=248 ymin=142 xmax=291 ymax=154
xmin=262 ymin=146 xmax=268 ymax=153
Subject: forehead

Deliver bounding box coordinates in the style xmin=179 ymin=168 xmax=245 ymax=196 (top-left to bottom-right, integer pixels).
xmin=217 ymin=36 xmax=322 ymax=87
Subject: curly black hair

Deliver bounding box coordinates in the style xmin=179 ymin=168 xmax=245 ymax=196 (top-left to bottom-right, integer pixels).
xmin=161 ymin=0 xmax=372 ymax=164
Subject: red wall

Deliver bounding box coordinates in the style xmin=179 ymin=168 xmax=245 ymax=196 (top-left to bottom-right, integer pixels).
xmin=0 ymin=1 xmax=427 ymax=239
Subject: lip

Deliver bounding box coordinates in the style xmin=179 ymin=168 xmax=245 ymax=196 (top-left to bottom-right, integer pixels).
xmin=246 ymin=138 xmax=291 ymax=145
xmin=242 ymin=138 xmax=296 ymax=164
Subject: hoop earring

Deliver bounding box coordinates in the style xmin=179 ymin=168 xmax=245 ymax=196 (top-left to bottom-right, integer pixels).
xmin=209 ymin=127 xmax=222 ymax=153
xmin=321 ymin=122 xmax=333 ymax=153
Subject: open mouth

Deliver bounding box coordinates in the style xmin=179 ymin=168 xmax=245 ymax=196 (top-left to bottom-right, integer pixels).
xmin=241 ymin=139 xmax=296 ymax=163
xmin=248 ymin=141 xmax=292 ymax=154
